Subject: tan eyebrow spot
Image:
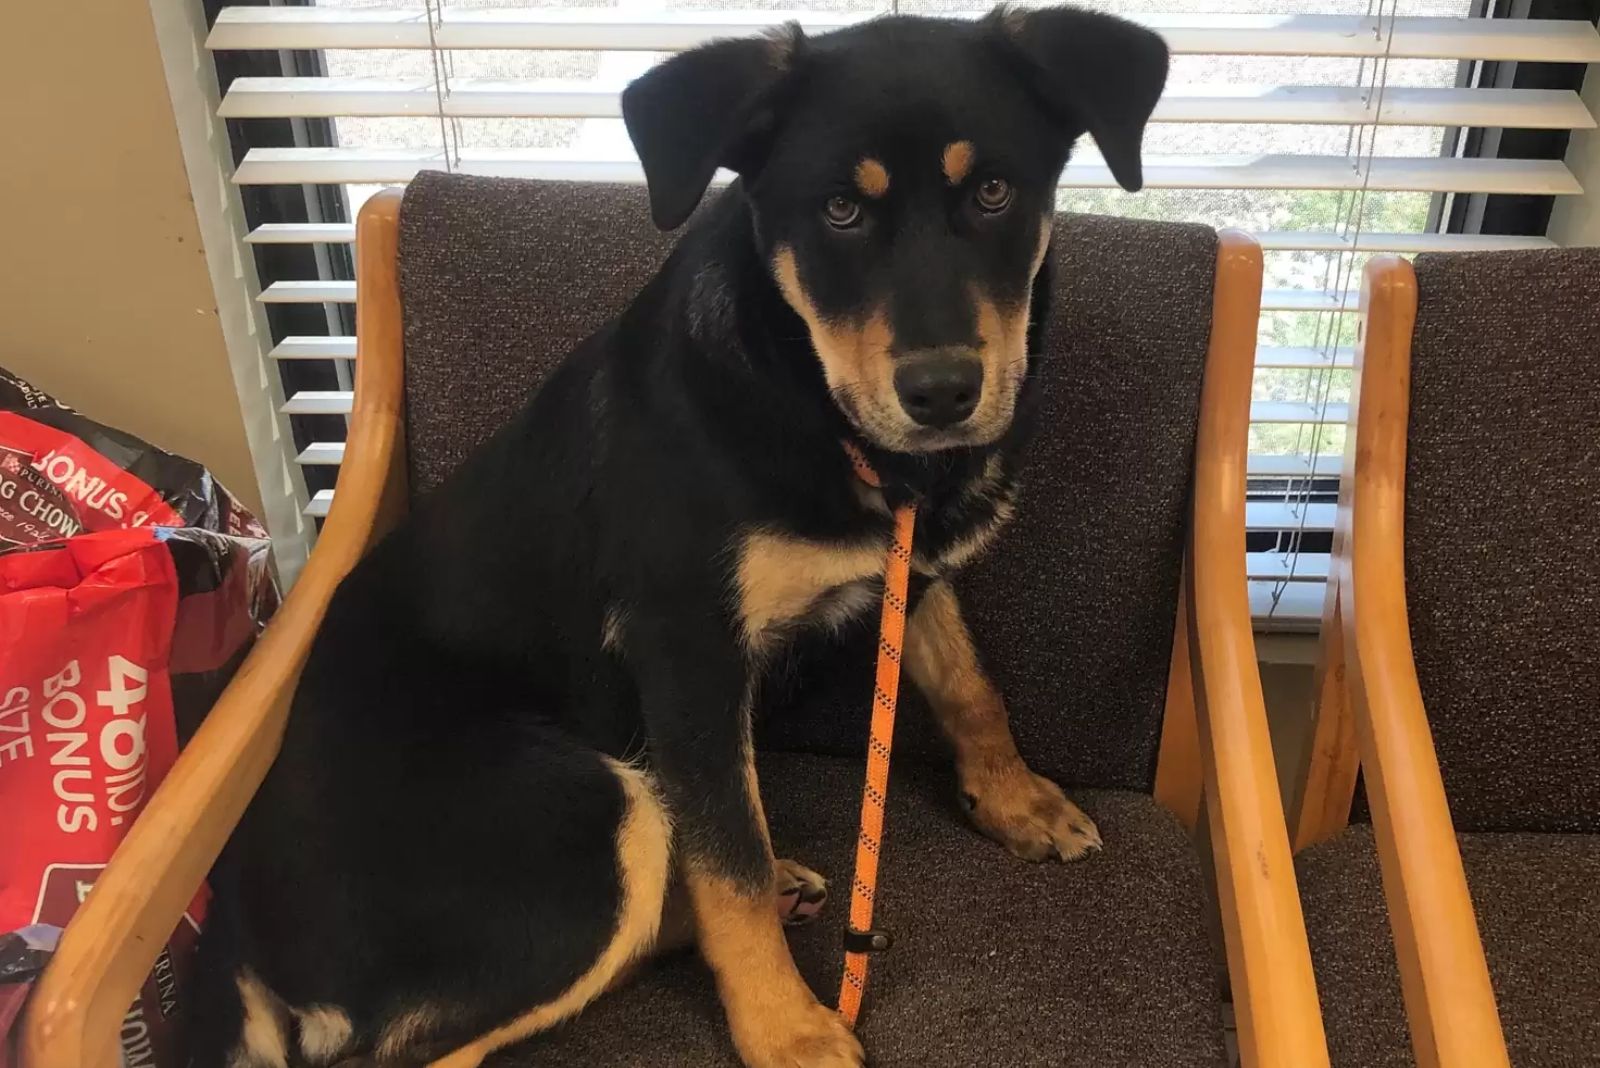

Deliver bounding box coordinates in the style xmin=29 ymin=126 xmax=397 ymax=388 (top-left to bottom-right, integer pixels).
xmin=854 ymin=158 xmax=890 ymax=199
xmin=942 ymin=141 xmax=975 ymax=185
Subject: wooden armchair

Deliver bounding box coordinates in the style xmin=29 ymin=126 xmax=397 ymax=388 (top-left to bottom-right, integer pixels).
xmin=1290 ymin=249 xmax=1600 ymax=1067
xmin=22 ymin=176 xmax=1328 ymax=1067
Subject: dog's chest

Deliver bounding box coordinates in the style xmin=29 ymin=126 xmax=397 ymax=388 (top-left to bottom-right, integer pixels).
xmin=732 ymin=471 xmax=1016 ymax=652
xmin=734 ymin=531 xmax=886 ymax=653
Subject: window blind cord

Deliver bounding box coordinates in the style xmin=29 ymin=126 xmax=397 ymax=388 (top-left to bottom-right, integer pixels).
xmin=1268 ymin=0 xmax=1399 ymax=619
xmin=1270 ymin=11 xmax=1376 ymax=579
xmin=444 ymin=3 xmax=464 ymax=158
xmin=424 ymin=0 xmax=461 ymax=172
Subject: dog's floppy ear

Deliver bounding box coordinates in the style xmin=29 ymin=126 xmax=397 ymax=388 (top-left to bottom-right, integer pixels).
xmin=622 ymin=28 xmax=802 ymax=230
xmin=991 ymin=6 xmax=1168 ymax=192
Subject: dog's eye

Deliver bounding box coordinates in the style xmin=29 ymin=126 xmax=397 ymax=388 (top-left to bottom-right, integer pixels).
xmin=824 ymin=196 xmax=863 ymax=230
xmin=975 ymin=178 xmax=1013 ymax=214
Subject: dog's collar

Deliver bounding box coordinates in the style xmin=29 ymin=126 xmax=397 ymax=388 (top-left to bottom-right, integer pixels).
xmin=841 ymin=438 xmax=996 ymax=505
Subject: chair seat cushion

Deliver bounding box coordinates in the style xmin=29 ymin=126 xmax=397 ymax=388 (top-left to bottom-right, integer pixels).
xmin=1297 ymin=825 xmax=1600 ymax=1067
xmin=487 ymin=751 xmax=1223 ymax=1066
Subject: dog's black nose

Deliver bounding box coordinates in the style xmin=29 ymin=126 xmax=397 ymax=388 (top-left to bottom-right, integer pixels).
xmin=893 ymin=352 xmax=983 ymax=428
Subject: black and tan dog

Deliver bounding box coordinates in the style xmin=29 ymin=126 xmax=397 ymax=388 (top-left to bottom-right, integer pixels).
xmin=195 ymin=7 xmax=1168 ymax=1066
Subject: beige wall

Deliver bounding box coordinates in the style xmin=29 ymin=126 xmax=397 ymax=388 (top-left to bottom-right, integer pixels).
xmin=1549 ymin=68 xmax=1600 ymax=248
xmin=0 ymin=0 xmax=262 ymax=516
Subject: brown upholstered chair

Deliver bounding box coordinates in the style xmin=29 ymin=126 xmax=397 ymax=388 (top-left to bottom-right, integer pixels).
xmin=22 ymin=173 xmax=1329 ymax=1067
xmin=1290 ymin=249 xmax=1600 ymax=1068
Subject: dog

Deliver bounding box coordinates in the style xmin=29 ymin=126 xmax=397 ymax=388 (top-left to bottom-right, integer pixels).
xmin=194 ymin=7 xmax=1168 ymax=1066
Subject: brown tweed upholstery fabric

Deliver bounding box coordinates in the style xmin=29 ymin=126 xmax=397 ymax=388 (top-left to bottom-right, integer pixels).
xmin=486 ymin=752 xmax=1225 ymax=1066
xmin=1401 ymin=249 xmax=1600 ymax=834
xmin=1298 ymin=825 xmax=1600 ymax=1068
xmin=398 ymin=172 xmax=676 ymax=496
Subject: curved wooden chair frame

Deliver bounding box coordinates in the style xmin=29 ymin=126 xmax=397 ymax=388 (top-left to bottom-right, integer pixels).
xmin=1287 ymin=255 xmax=1510 ymax=1068
xmin=20 ymin=197 xmax=1327 ymax=1068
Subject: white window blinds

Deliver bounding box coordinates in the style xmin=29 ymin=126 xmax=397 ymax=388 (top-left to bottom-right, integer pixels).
xmin=206 ymin=0 xmax=1599 ymax=627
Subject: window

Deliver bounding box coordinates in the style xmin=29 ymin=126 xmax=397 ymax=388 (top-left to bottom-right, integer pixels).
xmin=205 ymin=0 xmax=1599 ymax=626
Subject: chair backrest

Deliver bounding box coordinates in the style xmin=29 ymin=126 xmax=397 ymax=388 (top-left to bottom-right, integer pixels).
xmin=1402 ymin=249 xmax=1600 ymax=834
xmin=398 ymin=172 xmax=677 ymax=495
xmin=397 ymin=172 xmax=1217 ymax=792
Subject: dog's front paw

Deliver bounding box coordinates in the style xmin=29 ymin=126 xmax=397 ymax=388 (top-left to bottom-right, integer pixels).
xmin=961 ymin=765 xmax=1102 ymax=862
xmin=773 ymin=858 xmax=828 ymax=926
xmin=732 ymin=998 xmax=864 ymax=1068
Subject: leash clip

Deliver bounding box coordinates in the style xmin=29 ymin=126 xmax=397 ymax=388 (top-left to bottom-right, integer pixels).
xmin=844 ymin=926 xmax=894 ymax=954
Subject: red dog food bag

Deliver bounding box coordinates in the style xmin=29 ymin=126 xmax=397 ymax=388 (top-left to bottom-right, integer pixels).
xmin=0 ymin=368 xmax=278 ymax=1065
xmin=0 ymin=529 xmax=209 ymax=1068
xmin=0 ymin=365 xmax=266 ymax=547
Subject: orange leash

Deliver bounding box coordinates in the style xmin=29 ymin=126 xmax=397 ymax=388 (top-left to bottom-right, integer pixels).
xmin=837 ymin=443 xmax=916 ymax=1028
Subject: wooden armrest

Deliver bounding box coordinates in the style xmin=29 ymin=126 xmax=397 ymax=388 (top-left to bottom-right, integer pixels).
xmin=20 ymin=189 xmax=410 ymax=1068
xmin=1189 ymin=231 xmax=1329 ymax=1068
xmin=1289 ymin=580 xmax=1358 ymax=852
xmin=1336 ymin=257 xmax=1507 ymax=1068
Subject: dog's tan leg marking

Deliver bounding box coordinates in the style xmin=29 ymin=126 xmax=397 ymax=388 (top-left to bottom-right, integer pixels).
xmin=376 ymin=1004 xmax=447 ymax=1063
xmin=614 ymin=849 xmax=827 ymax=984
xmin=681 ymin=737 xmax=860 ymax=1068
xmin=904 ymin=581 xmax=1102 ymax=861
xmin=604 ymin=869 xmax=699 ymax=996
xmin=424 ymin=762 xmax=673 ymax=1068
xmin=229 ymin=970 xmax=291 ymax=1068
xmin=689 ymin=872 xmax=863 ymax=1067
xmin=294 ymin=1005 xmax=354 ymax=1064
xmin=655 ymin=874 xmax=697 ymax=954
xmin=610 ymin=846 xmax=827 ymax=996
